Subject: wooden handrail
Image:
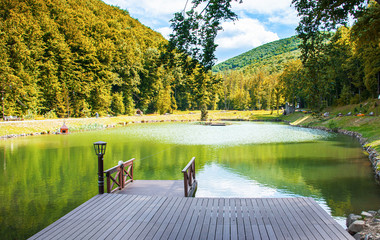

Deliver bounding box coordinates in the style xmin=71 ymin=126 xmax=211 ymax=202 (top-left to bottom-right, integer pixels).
xmin=182 ymin=157 xmax=197 ymax=197
xmin=104 ymin=158 xmax=134 ymax=193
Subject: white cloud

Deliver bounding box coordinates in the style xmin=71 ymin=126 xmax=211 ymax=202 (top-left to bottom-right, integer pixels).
xmin=102 ymin=0 xmax=185 ymax=17
xmin=268 ymin=8 xmax=300 ymax=25
xmin=157 ymin=27 xmax=172 ymax=40
xmin=216 ymin=18 xmax=279 ymax=50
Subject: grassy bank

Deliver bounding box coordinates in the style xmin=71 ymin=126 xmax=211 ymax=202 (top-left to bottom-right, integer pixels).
xmin=1 ymin=105 xmax=378 ymax=154
xmin=278 ymin=101 xmax=380 ymax=153
xmin=0 ymin=110 xmax=275 ymax=138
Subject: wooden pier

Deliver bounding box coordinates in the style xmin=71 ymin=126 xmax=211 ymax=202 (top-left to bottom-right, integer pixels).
xmin=30 ymin=157 xmax=353 ymax=239
xmin=30 ymin=194 xmax=353 ymax=239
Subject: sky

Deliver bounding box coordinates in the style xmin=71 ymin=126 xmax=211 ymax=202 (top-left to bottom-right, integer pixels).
xmin=102 ymin=0 xmax=300 ymax=63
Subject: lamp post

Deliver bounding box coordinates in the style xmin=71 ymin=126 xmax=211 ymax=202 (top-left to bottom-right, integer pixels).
xmin=93 ymin=141 xmax=107 ymax=194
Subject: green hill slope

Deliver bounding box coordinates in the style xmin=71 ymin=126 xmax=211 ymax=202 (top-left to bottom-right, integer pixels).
xmin=0 ymin=0 xmax=167 ymax=117
xmin=213 ymin=36 xmax=301 ymax=72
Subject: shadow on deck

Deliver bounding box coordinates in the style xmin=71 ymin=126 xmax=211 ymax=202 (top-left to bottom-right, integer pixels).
xmin=117 ymin=180 xmax=184 ymax=197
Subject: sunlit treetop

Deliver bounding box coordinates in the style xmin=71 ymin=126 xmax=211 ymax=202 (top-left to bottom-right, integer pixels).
xmin=291 ymin=0 xmax=378 ymax=62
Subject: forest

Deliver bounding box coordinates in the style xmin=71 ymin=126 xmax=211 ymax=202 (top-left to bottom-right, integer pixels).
xmin=0 ymin=0 xmax=220 ymax=118
xmin=217 ymin=1 xmax=379 ymax=112
xmin=212 ymin=36 xmax=301 ymax=73
xmin=0 ymin=0 xmax=379 ymax=118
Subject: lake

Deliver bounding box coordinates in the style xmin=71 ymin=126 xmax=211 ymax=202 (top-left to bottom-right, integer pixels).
xmin=1 ymin=121 xmax=379 ymax=239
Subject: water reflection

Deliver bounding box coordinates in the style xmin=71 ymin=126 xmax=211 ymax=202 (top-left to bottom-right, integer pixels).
xmin=197 ymin=162 xmax=301 ymax=198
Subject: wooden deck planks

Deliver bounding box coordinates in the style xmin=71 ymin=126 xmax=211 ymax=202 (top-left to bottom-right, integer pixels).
xmin=30 ymin=195 xmax=353 ymax=240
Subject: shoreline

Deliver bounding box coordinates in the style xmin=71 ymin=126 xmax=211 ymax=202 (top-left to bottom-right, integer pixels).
xmin=2 ymin=114 xmax=379 ymax=180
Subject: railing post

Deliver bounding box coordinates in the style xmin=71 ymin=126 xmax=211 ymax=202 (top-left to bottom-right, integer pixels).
xmin=119 ymin=166 xmax=124 ymax=190
xmin=183 ymin=172 xmax=188 ymax=197
xmin=182 ymin=157 xmax=196 ymax=197
xmin=131 ymin=161 xmax=134 ymax=182
xmin=192 ymin=161 xmax=195 ymax=180
xmin=106 ymin=172 xmax=111 ymax=193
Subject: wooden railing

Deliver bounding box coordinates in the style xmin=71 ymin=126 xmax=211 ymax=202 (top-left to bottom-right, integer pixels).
xmin=104 ymin=158 xmax=134 ymax=193
xmin=182 ymin=157 xmax=197 ymax=197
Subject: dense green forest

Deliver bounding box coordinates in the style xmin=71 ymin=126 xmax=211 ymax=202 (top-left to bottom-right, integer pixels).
xmin=0 ymin=0 xmax=220 ymax=118
xmin=212 ymin=36 xmax=301 ymax=73
xmin=0 ymin=0 xmax=379 ymax=117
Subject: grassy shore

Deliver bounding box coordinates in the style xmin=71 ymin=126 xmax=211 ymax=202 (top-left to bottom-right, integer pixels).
xmin=277 ymin=101 xmax=380 ymax=153
xmin=1 ymin=105 xmax=379 ymax=153
xmin=0 ymin=110 xmax=276 ymax=138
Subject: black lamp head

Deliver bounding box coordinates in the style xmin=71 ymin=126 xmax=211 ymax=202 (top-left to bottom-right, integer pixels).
xmin=93 ymin=141 xmax=107 ymax=156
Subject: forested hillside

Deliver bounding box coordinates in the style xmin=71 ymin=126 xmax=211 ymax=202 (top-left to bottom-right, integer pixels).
xmin=1 ymin=0 xmax=378 ymax=117
xmin=215 ymin=2 xmax=379 ymax=112
xmin=213 ymin=36 xmax=301 ymax=72
xmin=0 ymin=0 xmax=219 ymax=118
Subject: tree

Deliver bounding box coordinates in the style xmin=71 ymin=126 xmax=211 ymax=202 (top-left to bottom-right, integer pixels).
xmin=169 ymin=0 xmax=241 ymax=71
xmin=292 ymin=0 xmax=369 ymax=62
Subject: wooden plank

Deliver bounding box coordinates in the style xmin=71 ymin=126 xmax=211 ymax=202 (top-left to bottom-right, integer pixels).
xmin=90 ymin=195 xmax=147 ymax=239
xmin=138 ymin=197 xmax=176 ymax=240
xmin=243 ymin=198 xmax=261 ymax=240
xmin=110 ymin=196 xmax=158 ymax=240
xmin=30 ymin=194 xmax=102 ymax=239
xmin=183 ymin=198 xmax=205 ymax=240
xmin=74 ymin=195 xmax=139 ymax=240
xmin=240 ymin=198 xmax=254 ymax=240
xmin=261 ymin=198 xmax=285 ymax=240
xmin=199 ymin=197 xmax=214 ymax=240
xmin=160 ymin=197 xmax=189 ymax=239
xmin=100 ymin=195 xmax=152 ymax=240
xmin=285 ymin=198 xmax=322 ymax=240
xmin=302 ymin=198 xmax=353 ymax=240
xmin=171 ymin=197 xmax=198 ymax=240
xmin=305 ymin=197 xmax=353 ymax=239
xmin=53 ymin=194 xmax=124 ymax=239
xmin=167 ymin=198 xmax=195 ymax=240
xmin=124 ymin=196 xmax=167 ymax=240
xmin=190 ymin=198 xmax=209 ymax=240
xmin=257 ymin=198 xmax=278 ymax=240
xmin=235 ymin=198 xmax=246 ymax=240
xmin=215 ymin=198 xmax=225 ymax=240
xmin=31 ymin=195 xmax=353 ymax=240
xmin=282 ymin=198 xmax=318 ymax=240
xmin=223 ymin=198 xmax=232 ymax=240
xmin=267 ymin=198 xmax=295 ymax=240
xmin=153 ymin=197 xmax=185 ymax=239
xmin=68 ymin=194 xmax=129 ymax=239
xmin=206 ymin=198 xmax=219 ymax=240
xmin=43 ymin=194 xmax=120 ymax=239
xmin=292 ymin=198 xmax=333 ymax=240
xmin=250 ymin=198 xmax=270 ymax=240
xmin=276 ymin=198 xmax=306 ymax=240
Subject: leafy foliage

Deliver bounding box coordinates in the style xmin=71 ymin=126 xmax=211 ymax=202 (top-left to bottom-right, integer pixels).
xmin=169 ymin=0 xmax=240 ymax=71
xmin=0 ymin=0 xmax=223 ymax=117
xmin=292 ymin=0 xmax=368 ymax=62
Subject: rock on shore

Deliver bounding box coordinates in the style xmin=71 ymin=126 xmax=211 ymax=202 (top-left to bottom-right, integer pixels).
xmin=346 ymin=211 xmax=380 ymax=240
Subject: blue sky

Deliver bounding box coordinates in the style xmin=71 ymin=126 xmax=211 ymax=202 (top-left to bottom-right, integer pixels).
xmin=102 ymin=0 xmax=300 ymax=63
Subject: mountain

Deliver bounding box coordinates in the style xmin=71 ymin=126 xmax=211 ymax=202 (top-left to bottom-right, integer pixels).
xmin=0 ymin=0 xmax=172 ymax=117
xmin=213 ymin=36 xmax=302 ymax=72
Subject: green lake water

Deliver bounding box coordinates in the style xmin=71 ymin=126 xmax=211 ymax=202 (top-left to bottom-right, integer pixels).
xmin=1 ymin=121 xmax=380 ymax=239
